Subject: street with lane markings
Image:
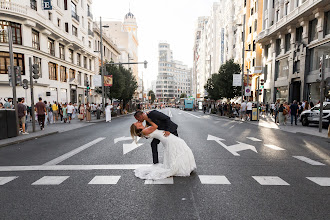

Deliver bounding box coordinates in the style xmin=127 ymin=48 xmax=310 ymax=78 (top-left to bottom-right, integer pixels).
xmin=0 ymin=108 xmax=329 ymax=220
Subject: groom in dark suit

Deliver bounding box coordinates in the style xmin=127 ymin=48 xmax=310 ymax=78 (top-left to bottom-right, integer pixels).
xmin=134 ymin=110 xmax=178 ymax=164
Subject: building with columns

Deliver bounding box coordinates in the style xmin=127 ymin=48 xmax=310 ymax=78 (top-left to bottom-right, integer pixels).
xmin=156 ymin=43 xmax=191 ymax=104
xmin=258 ymin=0 xmax=330 ymax=103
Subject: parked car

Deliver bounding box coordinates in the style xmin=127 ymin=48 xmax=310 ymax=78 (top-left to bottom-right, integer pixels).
xmin=300 ymin=102 xmax=330 ymax=127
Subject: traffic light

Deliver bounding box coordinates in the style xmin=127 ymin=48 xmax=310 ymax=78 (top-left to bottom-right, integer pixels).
xmin=319 ymin=57 xmax=323 ymax=79
xmin=22 ymin=79 xmax=28 ymax=89
xmin=85 ymin=89 xmax=88 ymax=96
xmin=86 ymin=80 xmax=90 ymax=91
xmin=32 ymin=64 xmax=40 ymax=79
xmin=260 ymin=79 xmax=264 ymax=89
xmin=259 ymin=89 xmax=263 ymax=95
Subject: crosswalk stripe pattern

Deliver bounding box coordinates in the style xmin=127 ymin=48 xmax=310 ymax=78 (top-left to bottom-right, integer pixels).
xmin=198 ymin=175 xmax=231 ymax=184
xmin=306 ymin=177 xmax=330 ymax=186
xmin=0 ymin=176 xmax=18 ymax=185
xmin=246 ymin=137 xmax=262 ymax=142
xmin=145 ymin=178 xmax=174 ymax=185
xmin=1 ymin=176 xmax=329 ymax=186
xmin=32 ymin=176 xmax=70 ymax=185
xmin=88 ymin=176 xmax=121 ymax=185
xmin=252 ymin=176 xmax=290 ymax=186
xmin=292 ymin=156 xmax=325 ymax=166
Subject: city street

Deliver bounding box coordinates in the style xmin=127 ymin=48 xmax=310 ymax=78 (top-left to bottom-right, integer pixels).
xmin=0 ymin=108 xmax=329 ymax=220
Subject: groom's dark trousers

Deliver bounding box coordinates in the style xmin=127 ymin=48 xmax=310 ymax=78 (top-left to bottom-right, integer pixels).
xmin=147 ymin=110 xmax=178 ymax=164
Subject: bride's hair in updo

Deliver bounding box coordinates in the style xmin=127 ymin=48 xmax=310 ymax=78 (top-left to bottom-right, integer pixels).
xmin=130 ymin=124 xmax=145 ymax=142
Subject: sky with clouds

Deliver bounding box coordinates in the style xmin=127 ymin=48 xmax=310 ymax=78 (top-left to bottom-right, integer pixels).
xmin=92 ymin=0 xmax=217 ymax=89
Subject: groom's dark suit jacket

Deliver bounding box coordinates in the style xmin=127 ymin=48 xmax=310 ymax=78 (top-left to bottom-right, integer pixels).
xmin=146 ymin=110 xmax=178 ymax=134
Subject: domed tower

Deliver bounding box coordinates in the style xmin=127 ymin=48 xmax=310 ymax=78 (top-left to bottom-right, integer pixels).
xmin=123 ymin=11 xmax=138 ymax=39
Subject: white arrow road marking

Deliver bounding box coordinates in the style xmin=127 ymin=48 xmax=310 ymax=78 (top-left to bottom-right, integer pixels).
xmin=293 ymin=156 xmax=325 ymax=166
xmin=0 ymin=176 xmax=18 ymax=185
xmin=43 ymin=137 xmax=106 ymax=166
xmin=114 ymin=136 xmax=132 ymax=144
xmin=207 ymin=135 xmax=258 ymax=156
xmin=123 ymin=137 xmax=143 ymax=155
xmin=306 ymin=177 xmax=330 ymax=186
xmin=247 ymin=137 xmax=262 ymax=142
xmin=265 ymin=144 xmax=285 ymax=151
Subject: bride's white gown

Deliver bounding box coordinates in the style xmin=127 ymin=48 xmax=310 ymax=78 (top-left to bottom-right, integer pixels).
xmin=134 ymin=129 xmax=197 ymax=180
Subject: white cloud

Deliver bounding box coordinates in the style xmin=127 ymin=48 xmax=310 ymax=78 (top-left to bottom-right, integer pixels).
xmin=92 ymin=0 xmax=216 ymax=89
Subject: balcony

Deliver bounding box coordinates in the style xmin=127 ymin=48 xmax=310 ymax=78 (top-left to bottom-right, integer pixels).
xmin=88 ymin=29 xmax=94 ymax=37
xmin=0 ymin=0 xmax=27 ymax=15
xmin=87 ymin=11 xmax=93 ymax=19
xmin=71 ymin=11 xmax=79 ymax=22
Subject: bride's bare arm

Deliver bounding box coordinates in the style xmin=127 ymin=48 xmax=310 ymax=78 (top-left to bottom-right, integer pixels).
xmin=142 ymin=117 xmax=158 ymax=135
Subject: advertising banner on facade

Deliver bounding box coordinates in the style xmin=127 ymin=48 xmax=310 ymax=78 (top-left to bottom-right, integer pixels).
xmin=232 ymin=74 xmax=241 ymax=86
xmin=104 ymin=75 xmax=113 ymax=87
xmin=42 ymin=0 xmax=53 ymax=10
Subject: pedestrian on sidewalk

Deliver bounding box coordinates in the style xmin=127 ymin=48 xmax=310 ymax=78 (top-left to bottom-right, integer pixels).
xmin=105 ymin=103 xmax=113 ymax=122
xmin=67 ymin=102 xmax=74 ymax=123
xmin=278 ymin=103 xmax=285 ymax=125
xmin=240 ymin=101 xmax=247 ymax=120
xmin=203 ymin=104 xmax=206 ymax=114
xmin=0 ymin=102 xmax=3 ymax=109
xmin=52 ymin=102 xmax=59 ymax=123
xmin=35 ymin=97 xmax=46 ymax=130
xmin=290 ymin=100 xmax=299 ymax=126
xmin=246 ymin=100 xmax=252 ymax=121
xmin=17 ymin=98 xmax=28 ymax=134
xmin=274 ymin=99 xmax=280 ymax=124
xmin=86 ymin=102 xmax=91 ymax=122
xmin=48 ymin=102 xmax=53 ymax=124
xmin=79 ymin=104 xmax=85 ymax=121
xmin=62 ymin=103 xmax=68 ymax=123
xmin=59 ymin=103 xmax=63 ymax=122
xmin=4 ymin=98 xmax=13 ymax=109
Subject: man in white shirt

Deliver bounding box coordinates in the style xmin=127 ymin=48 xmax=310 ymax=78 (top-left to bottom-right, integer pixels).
xmin=67 ymin=102 xmax=75 ymax=123
xmin=246 ymin=100 xmax=253 ymax=121
xmin=240 ymin=101 xmax=247 ymax=120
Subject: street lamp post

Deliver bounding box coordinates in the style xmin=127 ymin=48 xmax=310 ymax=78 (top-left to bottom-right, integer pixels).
xmin=100 ymin=17 xmax=105 ymax=114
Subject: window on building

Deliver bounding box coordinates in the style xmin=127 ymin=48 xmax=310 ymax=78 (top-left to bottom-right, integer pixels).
xmin=30 ymin=0 xmax=37 ymax=10
xmin=253 ymin=40 xmax=256 ymax=51
xmin=48 ymin=12 xmax=52 ymax=21
xmin=84 ymin=56 xmax=87 ymax=68
xmin=57 ymin=18 xmax=61 ymax=27
xmin=254 ymin=20 xmax=257 ymax=32
xmin=59 ymin=44 xmax=65 ymax=60
xmin=78 ymin=72 xmax=82 ymax=85
xmin=265 ymin=44 xmax=270 ymax=60
xmin=88 ymin=41 xmax=91 ymax=48
xmin=309 ymin=18 xmax=318 ymax=42
xmin=32 ymin=29 xmax=39 ymax=49
xmin=285 ymin=2 xmax=290 ymax=15
xmin=276 ymin=39 xmax=281 ymax=56
xmin=294 ymin=60 xmax=300 ymax=73
xmin=248 ymin=44 xmax=251 ymax=50
xmin=72 ymin=25 xmax=78 ymax=37
xmin=252 ymin=58 xmax=255 ymax=67
xmin=84 ymin=74 xmax=88 ymax=86
xmin=276 ymin=10 xmax=280 ymax=21
xmin=65 ymin=23 xmax=69 ymax=33
xmin=82 ymin=16 xmax=84 ymax=28
xmin=49 ymin=62 xmax=57 ymax=80
xmin=69 ymin=49 xmax=73 ymax=63
xmin=64 ymin=0 xmax=68 ymax=10
xmin=296 ymin=26 xmax=303 ymax=43
xmin=249 ymin=26 xmax=252 ymax=33
xmin=69 ymin=69 xmax=75 ymax=79
xmin=0 ymin=52 xmax=25 ymax=75
xmin=244 ymin=0 xmax=246 ymax=7
xmin=60 ymin=66 xmax=67 ymax=82
xmin=285 ymin=33 xmax=291 ymax=52
xmin=0 ymin=21 xmax=22 ymax=45
xmin=33 ymin=56 xmax=41 ymax=78
xmin=77 ymin=53 xmax=81 ymax=66
xmin=89 ymin=59 xmax=92 ymax=70
xmin=48 ymin=38 xmax=55 ymax=56
xmin=273 ymin=0 xmax=275 ymax=8
xmin=325 ymin=11 xmax=330 ymax=36
xmin=251 ymin=8 xmax=254 ymax=15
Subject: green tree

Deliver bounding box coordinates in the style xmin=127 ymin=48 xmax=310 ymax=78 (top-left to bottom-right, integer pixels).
xmin=180 ymin=93 xmax=187 ymax=98
xmin=105 ymin=63 xmax=124 ymax=100
xmin=148 ymin=90 xmax=156 ymax=104
xmin=118 ymin=65 xmax=138 ymax=107
xmin=204 ymin=59 xmax=241 ymax=100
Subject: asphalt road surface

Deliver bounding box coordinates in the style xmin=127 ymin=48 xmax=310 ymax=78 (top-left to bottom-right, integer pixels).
xmin=0 ymin=108 xmax=329 ymax=220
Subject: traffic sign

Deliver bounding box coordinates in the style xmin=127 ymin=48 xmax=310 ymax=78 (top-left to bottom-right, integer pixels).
xmin=245 ymin=87 xmax=251 ymax=96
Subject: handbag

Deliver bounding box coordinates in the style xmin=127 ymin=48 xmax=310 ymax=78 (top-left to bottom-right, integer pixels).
xmin=78 ymin=114 xmax=84 ymax=119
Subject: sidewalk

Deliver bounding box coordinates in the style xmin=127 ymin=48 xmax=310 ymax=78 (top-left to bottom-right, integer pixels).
xmin=0 ymin=112 xmax=134 ymax=148
xmin=200 ymin=110 xmax=329 ymax=139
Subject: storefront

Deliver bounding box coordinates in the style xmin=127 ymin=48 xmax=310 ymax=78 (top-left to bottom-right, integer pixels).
xmin=275 ymin=86 xmax=288 ymax=102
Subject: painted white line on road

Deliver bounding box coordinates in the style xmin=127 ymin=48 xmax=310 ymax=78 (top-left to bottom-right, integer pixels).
xmin=114 ymin=136 xmax=132 ymax=144
xmin=43 ymin=137 xmax=106 ymax=166
xmin=32 ymin=176 xmax=69 ymax=185
xmin=306 ymin=177 xmax=330 ymax=186
xmin=0 ymin=164 xmax=150 ymax=172
xmin=199 ymin=175 xmax=231 ymax=185
xmin=247 ymin=137 xmax=262 ymax=142
xmin=182 ymin=111 xmax=201 ymax=118
xmin=252 ymin=176 xmax=290 ymax=186
xmin=265 ymin=144 xmax=285 ymax=151
xmin=88 ymin=176 xmax=121 ymax=185
xmin=293 ymin=156 xmax=325 ymax=166
xmin=0 ymin=176 xmax=18 ymax=185
xmin=145 ymin=177 xmax=174 ymax=184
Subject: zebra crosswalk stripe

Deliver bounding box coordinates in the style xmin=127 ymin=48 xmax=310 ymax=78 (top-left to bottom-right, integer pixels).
xmin=32 ymin=176 xmax=70 ymax=185
xmin=252 ymin=176 xmax=290 ymax=186
xmin=88 ymin=176 xmax=121 ymax=185
xmin=0 ymin=176 xmax=18 ymax=185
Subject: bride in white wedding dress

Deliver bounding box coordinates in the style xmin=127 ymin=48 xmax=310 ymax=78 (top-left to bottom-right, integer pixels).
xmin=130 ymin=116 xmax=196 ymax=180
